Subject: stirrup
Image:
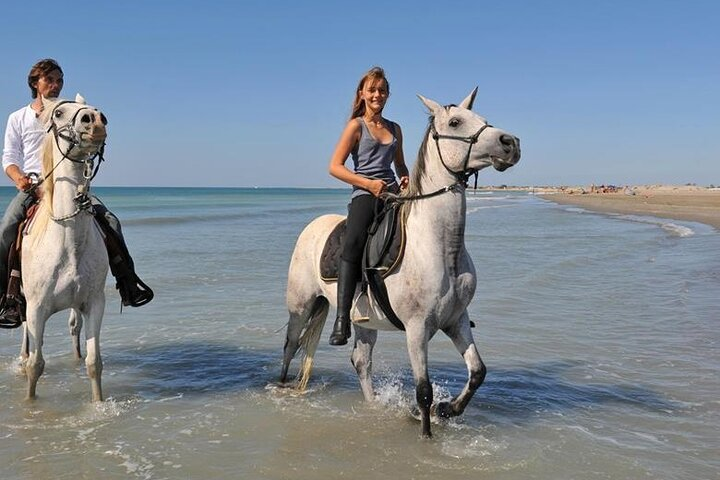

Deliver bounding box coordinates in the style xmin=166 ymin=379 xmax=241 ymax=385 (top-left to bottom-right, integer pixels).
xmin=118 ymin=274 xmax=154 ymax=307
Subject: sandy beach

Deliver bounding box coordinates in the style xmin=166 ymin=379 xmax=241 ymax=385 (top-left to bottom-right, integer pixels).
xmin=537 ymin=186 xmax=720 ymax=229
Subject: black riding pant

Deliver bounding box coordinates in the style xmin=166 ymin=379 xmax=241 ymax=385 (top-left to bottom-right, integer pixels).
xmin=341 ymin=194 xmax=384 ymax=266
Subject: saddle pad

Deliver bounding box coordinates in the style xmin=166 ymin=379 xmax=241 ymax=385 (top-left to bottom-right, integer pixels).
xmin=319 ymin=210 xmax=406 ymax=282
xmin=319 ymin=220 xmax=347 ymax=281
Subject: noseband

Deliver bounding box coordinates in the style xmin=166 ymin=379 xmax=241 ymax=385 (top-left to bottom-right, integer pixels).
xmin=430 ymin=119 xmax=491 ymax=183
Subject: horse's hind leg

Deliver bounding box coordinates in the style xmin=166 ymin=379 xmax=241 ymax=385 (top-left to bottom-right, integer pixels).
xmin=69 ymin=309 xmax=83 ymax=360
xmin=436 ymin=311 xmax=486 ymax=419
xmin=351 ymin=325 xmax=377 ymax=401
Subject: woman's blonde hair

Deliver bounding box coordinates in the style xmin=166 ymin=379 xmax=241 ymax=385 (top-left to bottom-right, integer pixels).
xmin=350 ymin=66 xmax=390 ymax=119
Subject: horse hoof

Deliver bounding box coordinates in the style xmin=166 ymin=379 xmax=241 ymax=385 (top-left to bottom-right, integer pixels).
xmin=432 ymin=401 xmax=454 ymax=419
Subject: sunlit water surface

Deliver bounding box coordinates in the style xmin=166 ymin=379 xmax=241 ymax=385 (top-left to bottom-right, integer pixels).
xmin=1 ymin=187 xmax=718 ymax=479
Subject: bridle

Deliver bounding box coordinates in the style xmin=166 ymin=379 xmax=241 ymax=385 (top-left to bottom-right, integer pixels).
xmin=430 ymin=118 xmax=491 ymax=184
xmin=387 ymin=113 xmax=492 ymax=204
xmin=28 ymin=100 xmax=107 ymax=221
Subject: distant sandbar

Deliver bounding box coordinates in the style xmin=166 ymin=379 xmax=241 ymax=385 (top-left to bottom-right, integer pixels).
xmin=536 ymin=185 xmax=720 ymax=229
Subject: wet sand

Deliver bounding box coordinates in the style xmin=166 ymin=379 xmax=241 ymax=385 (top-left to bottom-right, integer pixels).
xmin=538 ymin=187 xmax=720 ymax=229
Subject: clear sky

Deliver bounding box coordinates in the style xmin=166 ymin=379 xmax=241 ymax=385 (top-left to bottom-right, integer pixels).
xmin=1 ymin=0 xmax=717 ymax=188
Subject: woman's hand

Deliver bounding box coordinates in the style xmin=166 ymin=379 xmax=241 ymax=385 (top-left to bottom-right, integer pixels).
xmin=367 ymin=179 xmax=387 ymax=197
xmin=399 ymin=176 xmax=409 ymax=190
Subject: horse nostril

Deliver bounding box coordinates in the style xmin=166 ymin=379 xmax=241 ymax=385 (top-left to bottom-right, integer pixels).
xmin=81 ymin=113 xmax=92 ymax=124
xmin=500 ymin=134 xmax=515 ymax=146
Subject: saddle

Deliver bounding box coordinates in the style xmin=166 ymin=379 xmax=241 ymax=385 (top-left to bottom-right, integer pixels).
xmin=320 ymin=203 xmax=407 ymax=331
xmin=320 ymin=203 xmax=405 ymax=282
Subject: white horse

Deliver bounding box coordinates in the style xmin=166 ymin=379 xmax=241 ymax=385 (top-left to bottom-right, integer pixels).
xmin=281 ymin=89 xmax=521 ymax=437
xmin=20 ymin=95 xmax=109 ymax=401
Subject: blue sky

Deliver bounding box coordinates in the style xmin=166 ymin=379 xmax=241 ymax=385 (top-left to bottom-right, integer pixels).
xmin=1 ymin=0 xmax=717 ymax=187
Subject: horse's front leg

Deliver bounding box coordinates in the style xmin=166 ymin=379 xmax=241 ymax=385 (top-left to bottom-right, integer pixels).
xmin=351 ymin=325 xmax=377 ymax=401
xmin=24 ymin=304 xmax=48 ymax=400
xmin=436 ymin=311 xmax=486 ymax=418
xmin=406 ymin=324 xmax=433 ymax=438
xmin=83 ymin=297 xmax=105 ymax=402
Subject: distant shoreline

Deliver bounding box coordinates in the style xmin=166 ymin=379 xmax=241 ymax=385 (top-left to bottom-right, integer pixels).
xmin=535 ymin=185 xmax=720 ymax=229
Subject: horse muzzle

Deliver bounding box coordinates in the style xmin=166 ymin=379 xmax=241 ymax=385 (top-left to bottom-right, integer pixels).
xmin=492 ymin=135 xmax=521 ymax=171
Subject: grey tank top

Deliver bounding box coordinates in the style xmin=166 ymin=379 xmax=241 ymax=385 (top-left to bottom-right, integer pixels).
xmin=350 ymin=118 xmax=398 ymax=199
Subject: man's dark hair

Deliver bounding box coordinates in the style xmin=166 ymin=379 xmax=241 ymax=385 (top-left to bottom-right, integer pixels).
xmin=28 ymin=58 xmax=63 ymax=99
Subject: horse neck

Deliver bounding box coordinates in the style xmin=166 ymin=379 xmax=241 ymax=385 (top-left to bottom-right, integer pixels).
xmin=48 ymin=147 xmax=93 ymax=231
xmin=406 ymin=144 xmax=467 ymax=258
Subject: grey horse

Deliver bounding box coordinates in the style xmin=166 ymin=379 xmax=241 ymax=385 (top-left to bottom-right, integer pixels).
xmin=281 ymin=89 xmax=521 ymax=437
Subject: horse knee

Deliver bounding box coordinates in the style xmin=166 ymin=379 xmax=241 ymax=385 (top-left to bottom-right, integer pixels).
xmin=416 ymin=379 xmax=433 ymax=409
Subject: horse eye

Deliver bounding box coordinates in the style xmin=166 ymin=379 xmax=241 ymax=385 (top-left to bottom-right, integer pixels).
xmin=54 ymin=109 xmax=63 ymax=118
xmin=449 ymin=117 xmax=461 ymax=128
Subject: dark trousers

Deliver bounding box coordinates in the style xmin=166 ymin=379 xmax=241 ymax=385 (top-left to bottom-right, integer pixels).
xmin=341 ymin=194 xmax=384 ymax=265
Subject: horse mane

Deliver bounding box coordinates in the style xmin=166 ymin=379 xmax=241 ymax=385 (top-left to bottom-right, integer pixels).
xmin=399 ymin=117 xmax=433 ymax=222
xmin=28 ymin=108 xmax=58 ymax=241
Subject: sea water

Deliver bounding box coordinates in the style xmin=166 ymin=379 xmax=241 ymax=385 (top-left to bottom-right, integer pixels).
xmin=0 ymin=187 xmax=718 ymax=479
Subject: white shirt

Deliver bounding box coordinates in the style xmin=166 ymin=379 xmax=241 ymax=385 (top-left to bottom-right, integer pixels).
xmin=2 ymin=105 xmax=44 ymax=175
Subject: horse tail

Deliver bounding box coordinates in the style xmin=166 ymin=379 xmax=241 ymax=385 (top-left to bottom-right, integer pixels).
xmin=296 ymin=296 xmax=329 ymax=391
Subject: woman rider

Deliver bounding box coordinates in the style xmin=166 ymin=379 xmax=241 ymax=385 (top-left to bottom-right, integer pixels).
xmin=327 ymin=66 xmax=409 ymax=345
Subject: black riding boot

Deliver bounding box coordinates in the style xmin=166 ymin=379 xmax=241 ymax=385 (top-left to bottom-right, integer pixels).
xmin=95 ymin=215 xmax=154 ymax=308
xmin=329 ymin=259 xmax=359 ymax=346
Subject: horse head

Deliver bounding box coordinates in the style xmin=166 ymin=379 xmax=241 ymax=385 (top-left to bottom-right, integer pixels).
xmin=418 ymin=88 xmax=520 ymax=178
xmin=41 ymin=94 xmax=108 ymax=161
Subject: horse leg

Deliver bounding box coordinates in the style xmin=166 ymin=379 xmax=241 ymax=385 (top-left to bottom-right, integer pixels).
xmin=406 ymin=325 xmax=433 ymax=438
xmin=24 ymin=307 xmax=47 ymax=400
xmin=83 ymin=300 xmax=104 ymax=402
xmin=69 ymin=309 xmax=83 ymax=360
xmin=435 ymin=312 xmax=486 ymax=419
xmin=351 ymin=325 xmax=377 ymax=401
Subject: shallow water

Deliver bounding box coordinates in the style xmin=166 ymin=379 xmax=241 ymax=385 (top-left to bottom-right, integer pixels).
xmin=1 ymin=187 xmax=718 ymax=479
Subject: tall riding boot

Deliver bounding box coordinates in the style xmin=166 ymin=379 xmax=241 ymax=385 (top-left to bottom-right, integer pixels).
xmin=95 ymin=215 xmax=154 ymax=307
xmin=0 ymin=241 xmax=24 ymax=329
xmin=329 ymin=259 xmax=360 ymax=346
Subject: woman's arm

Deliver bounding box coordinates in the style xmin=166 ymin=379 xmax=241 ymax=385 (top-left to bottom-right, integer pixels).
xmin=328 ymin=119 xmax=386 ymax=197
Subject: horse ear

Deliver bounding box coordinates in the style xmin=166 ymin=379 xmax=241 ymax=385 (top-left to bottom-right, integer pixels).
xmin=417 ymin=94 xmax=443 ymax=115
xmin=459 ymin=87 xmax=478 ymax=110
xmin=75 ymin=93 xmax=86 ymax=104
